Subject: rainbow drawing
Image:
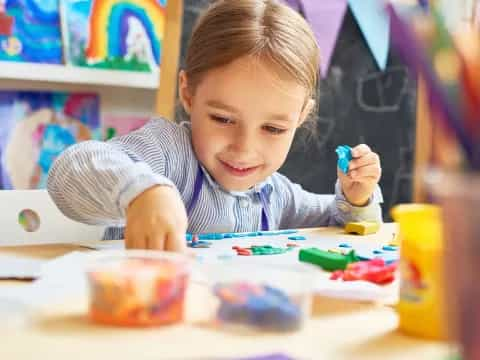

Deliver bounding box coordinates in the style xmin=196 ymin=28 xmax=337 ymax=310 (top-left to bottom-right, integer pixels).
xmin=61 ymin=0 xmax=167 ymax=72
xmin=0 ymin=0 xmax=63 ymax=63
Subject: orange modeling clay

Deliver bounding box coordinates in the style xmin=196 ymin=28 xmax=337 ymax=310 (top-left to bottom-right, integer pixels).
xmin=87 ymin=257 xmax=189 ymax=327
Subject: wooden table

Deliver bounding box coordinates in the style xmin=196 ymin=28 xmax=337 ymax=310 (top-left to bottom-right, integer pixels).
xmin=0 ymin=224 xmax=451 ymax=360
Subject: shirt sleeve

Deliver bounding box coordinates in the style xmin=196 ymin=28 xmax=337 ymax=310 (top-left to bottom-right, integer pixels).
xmin=46 ymin=119 xmax=185 ymax=226
xmin=275 ymin=173 xmax=383 ymax=229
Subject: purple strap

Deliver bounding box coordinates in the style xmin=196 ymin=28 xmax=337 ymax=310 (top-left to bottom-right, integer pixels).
xmin=261 ymin=209 xmax=269 ymax=231
xmin=187 ymin=165 xmax=269 ymax=231
xmin=258 ymin=187 xmax=270 ymax=232
xmin=187 ymin=165 xmax=204 ymax=216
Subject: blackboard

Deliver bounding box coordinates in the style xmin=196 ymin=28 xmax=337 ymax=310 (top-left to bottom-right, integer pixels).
xmin=179 ymin=1 xmax=417 ymax=220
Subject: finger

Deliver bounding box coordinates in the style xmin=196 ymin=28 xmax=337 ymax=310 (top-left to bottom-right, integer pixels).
xmin=165 ymin=231 xmax=188 ymax=252
xmin=348 ymin=152 xmax=380 ymax=171
xmin=147 ymin=231 xmax=167 ymax=250
xmin=125 ymin=228 xmax=147 ymax=249
xmin=351 ymin=144 xmax=371 ymax=158
xmin=349 ymin=164 xmax=382 ymax=180
xmin=337 ymin=167 xmax=351 ymax=180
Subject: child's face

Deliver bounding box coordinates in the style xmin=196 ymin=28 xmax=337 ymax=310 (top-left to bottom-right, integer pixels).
xmin=180 ymin=56 xmax=312 ymax=191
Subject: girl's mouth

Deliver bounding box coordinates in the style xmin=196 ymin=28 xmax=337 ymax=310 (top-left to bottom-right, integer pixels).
xmin=219 ymin=160 xmax=260 ymax=177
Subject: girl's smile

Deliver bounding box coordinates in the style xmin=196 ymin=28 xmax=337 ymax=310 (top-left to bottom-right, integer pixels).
xmin=218 ymin=159 xmax=262 ymax=178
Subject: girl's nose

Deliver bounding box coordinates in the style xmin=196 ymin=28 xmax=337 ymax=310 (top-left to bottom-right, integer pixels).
xmin=231 ymin=130 xmax=255 ymax=153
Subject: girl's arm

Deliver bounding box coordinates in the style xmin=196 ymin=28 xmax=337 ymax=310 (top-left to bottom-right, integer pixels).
xmin=274 ymin=173 xmax=383 ymax=229
xmin=47 ymin=119 xmax=190 ymax=226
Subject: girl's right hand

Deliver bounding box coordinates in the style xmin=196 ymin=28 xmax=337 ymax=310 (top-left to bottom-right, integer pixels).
xmin=125 ymin=185 xmax=188 ymax=252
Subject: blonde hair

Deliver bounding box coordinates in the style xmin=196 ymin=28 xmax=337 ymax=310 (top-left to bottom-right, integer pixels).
xmin=184 ymin=0 xmax=320 ymax=100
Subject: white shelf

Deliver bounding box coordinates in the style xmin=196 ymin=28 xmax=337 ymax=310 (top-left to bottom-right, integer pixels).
xmin=0 ymin=61 xmax=160 ymax=89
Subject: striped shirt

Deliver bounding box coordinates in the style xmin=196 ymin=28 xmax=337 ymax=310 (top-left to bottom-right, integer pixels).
xmin=47 ymin=118 xmax=383 ymax=240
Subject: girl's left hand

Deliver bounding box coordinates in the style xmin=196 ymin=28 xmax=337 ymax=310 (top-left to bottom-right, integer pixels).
xmin=338 ymin=144 xmax=382 ymax=206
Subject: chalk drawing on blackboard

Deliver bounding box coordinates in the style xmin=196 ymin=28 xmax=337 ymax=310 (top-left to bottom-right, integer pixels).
xmin=357 ymin=66 xmax=409 ymax=113
xmin=326 ymin=67 xmax=344 ymax=94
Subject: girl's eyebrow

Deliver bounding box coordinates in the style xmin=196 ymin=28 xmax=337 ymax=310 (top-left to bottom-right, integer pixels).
xmin=266 ymin=113 xmax=291 ymax=122
xmin=206 ymin=100 xmax=239 ymax=114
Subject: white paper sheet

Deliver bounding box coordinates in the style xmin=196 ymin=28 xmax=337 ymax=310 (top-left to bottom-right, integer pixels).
xmin=0 ymin=252 xmax=89 ymax=311
xmin=0 ymin=254 xmax=45 ymax=279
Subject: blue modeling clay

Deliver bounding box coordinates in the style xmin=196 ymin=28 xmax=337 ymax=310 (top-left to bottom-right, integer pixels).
xmin=335 ymin=145 xmax=352 ymax=173
xmin=288 ymin=236 xmax=306 ymax=241
xmin=214 ymin=283 xmax=302 ymax=331
xmin=186 ymin=229 xmax=299 ymax=241
xmin=188 ymin=240 xmax=212 ymax=248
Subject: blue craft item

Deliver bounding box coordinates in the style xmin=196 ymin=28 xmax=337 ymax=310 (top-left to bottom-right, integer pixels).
xmin=356 ymin=254 xmax=397 ymax=265
xmin=260 ymin=230 xmax=298 ymax=236
xmin=200 ymin=233 xmax=224 ymax=240
xmin=214 ymin=283 xmax=302 ymax=331
xmin=339 ymin=243 xmax=352 ymax=248
xmin=382 ymin=245 xmax=398 ymax=251
xmin=185 ymin=229 xmax=299 ymax=241
xmin=232 ymin=233 xmax=250 ymax=238
xmin=356 ymin=248 xmax=398 ymax=264
xmin=335 ymin=145 xmax=352 ymax=173
xmin=188 ymin=240 xmax=212 ymax=248
xmin=288 ymin=236 xmax=306 ymax=241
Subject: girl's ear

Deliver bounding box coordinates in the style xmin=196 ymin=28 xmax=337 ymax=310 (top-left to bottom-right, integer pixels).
xmin=298 ymin=98 xmax=315 ymax=127
xmin=178 ymin=70 xmax=193 ymax=115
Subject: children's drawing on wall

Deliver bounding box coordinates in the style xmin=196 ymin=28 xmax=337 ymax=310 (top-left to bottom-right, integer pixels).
xmin=0 ymin=0 xmax=63 ymax=63
xmin=102 ymin=114 xmax=149 ymax=140
xmin=61 ymin=0 xmax=167 ymax=73
xmin=0 ymin=91 xmax=100 ymax=189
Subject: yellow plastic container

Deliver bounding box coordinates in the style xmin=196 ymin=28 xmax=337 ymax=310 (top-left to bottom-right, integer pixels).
xmin=391 ymin=204 xmax=447 ymax=340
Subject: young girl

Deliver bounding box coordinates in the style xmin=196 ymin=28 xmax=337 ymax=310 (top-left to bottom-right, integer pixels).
xmin=47 ymin=0 xmax=383 ymax=252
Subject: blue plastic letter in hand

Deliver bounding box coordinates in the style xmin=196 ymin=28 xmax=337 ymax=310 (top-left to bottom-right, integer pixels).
xmin=335 ymin=145 xmax=352 ymax=174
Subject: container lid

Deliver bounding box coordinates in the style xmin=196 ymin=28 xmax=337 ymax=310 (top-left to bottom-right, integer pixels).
xmin=391 ymin=204 xmax=443 ymax=250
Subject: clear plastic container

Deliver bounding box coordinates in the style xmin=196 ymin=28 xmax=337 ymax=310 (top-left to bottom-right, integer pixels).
xmin=85 ymin=250 xmax=190 ymax=327
xmin=202 ymin=261 xmax=317 ymax=333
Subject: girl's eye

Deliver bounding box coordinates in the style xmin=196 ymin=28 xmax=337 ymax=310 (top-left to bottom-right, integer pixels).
xmin=263 ymin=125 xmax=287 ymax=135
xmin=210 ymin=115 xmax=232 ymax=124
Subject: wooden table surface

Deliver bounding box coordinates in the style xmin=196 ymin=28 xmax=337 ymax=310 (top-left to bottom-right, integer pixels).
xmin=0 ymin=224 xmax=451 ymax=360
